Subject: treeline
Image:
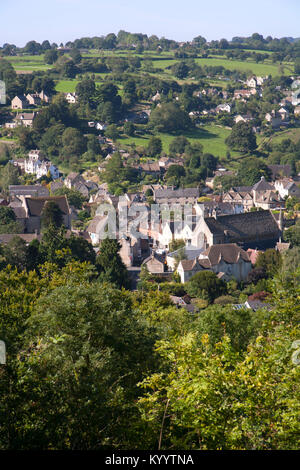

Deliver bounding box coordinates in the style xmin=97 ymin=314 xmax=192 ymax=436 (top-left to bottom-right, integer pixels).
xmin=1 ymin=31 xmax=300 ymax=57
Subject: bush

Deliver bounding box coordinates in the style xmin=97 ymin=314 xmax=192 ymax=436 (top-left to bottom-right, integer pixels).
xmin=214 ymin=295 xmax=236 ymax=305
xmin=186 ymin=271 xmax=227 ymax=303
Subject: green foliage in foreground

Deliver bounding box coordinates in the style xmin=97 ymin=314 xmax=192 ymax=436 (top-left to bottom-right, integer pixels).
xmin=0 ymin=253 xmax=299 ymax=450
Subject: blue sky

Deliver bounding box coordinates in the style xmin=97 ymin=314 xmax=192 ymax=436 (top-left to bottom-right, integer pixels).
xmin=1 ymin=0 xmax=299 ymax=46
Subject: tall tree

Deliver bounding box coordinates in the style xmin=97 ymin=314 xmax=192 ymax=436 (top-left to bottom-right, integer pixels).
xmin=226 ymin=121 xmax=257 ymax=153
xmin=41 ymin=202 xmax=63 ymax=229
xmin=96 ymin=238 xmax=129 ymax=289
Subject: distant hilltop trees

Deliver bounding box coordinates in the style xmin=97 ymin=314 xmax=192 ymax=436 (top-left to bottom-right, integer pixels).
xmin=1 ymin=31 xmax=300 ymax=59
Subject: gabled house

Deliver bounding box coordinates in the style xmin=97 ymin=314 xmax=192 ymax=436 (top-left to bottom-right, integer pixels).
xmin=64 ymin=92 xmax=78 ymax=104
xmin=119 ymin=235 xmax=149 ymax=267
xmin=234 ymin=89 xmax=256 ymax=99
xmin=39 ymin=90 xmax=50 ymax=103
xmin=274 ymin=178 xmax=300 ymax=199
xmin=86 ymin=215 xmax=109 ymax=245
xmin=234 ymin=113 xmax=253 ymax=124
xmin=198 ymin=243 xmax=252 ymax=282
xmin=11 ymin=95 xmax=29 ymax=110
xmin=64 ymin=172 xmax=94 ymax=197
xmin=177 ymin=257 xmax=203 ymax=283
xmin=138 ymin=161 xmax=161 ymax=176
xmin=18 ymin=195 xmax=71 ymax=233
xmin=141 ymin=252 xmax=167 ymax=274
xmin=265 ymin=110 xmax=288 ymax=128
xmin=177 ymin=243 xmax=252 ymax=283
xmin=26 ymin=93 xmax=41 ymax=106
xmin=246 ymin=77 xmax=257 ymax=88
xmin=196 ymin=210 xmax=281 ymax=250
xmin=216 ymin=103 xmax=231 ymax=113
xmin=24 ymin=150 xmax=59 ymax=180
xmin=223 ymin=177 xmax=283 ymax=212
xmin=278 ymin=107 xmax=290 ymax=121
xmin=14 ymin=112 xmax=36 ymax=127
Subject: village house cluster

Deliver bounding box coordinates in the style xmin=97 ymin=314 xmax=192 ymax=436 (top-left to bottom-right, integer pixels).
xmin=0 ymin=68 xmax=299 ymax=307
xmin=1 ymin=158 xmax=297 ymax=294
xmin=190 ymin=75 xmax=300 ymax=132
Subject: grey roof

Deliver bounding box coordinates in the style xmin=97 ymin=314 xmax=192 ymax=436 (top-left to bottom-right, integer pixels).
xmin=9 ymin=185 xmax=49 ymax=197
xmin=66 ymin=172 xmax=80 ymax=181
xmin=205 ymin=210 xmax=280 ymax=243
xmin=252 ymin=177 xmax=274 ymax=192
xmin=50 ymin=180 xmax=64 ymax=192
xmin=15 ymin=113 xmax=35 ymax=120
xmin=201 ymin=243 xmax=250 ymax=266
xmin=154 ymin=187 xmax=200 ymax=199
xmin=12 ymin=207 xmax=27 ymax=219
xmin=179 ymin=258 xmax=199 ymax=271
xmin=25 ymin=196 xmax=70 ymax=216
xmin=142 ymin=252 xmax=165 ymax=265
xmin=232 ymin=186 xmax=253 ymax=193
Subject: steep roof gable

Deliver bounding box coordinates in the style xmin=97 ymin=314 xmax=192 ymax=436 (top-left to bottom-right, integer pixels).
xmin=201 ymin=243 xmax=250 ymax=266
xmin=204 ymin=210 xmax=280 ymax=241
xmin=25 ymin=196 xmax=70 ymax=216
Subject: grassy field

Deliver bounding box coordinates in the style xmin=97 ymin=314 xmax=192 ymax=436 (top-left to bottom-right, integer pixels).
xmin=55 ymin=80 xmax=80 ymax=93
xmin=5 ymin=50 xmax=293 ymax=79
xmin=266 ymin=127 xmax=300 ymax=145
xmin=118 ymin=124 xmax=240 ymax=159
xmin=194 ymin=58 xmax=290 ymax=77
xmin=6 ymin=55 xmax=53 ymax=72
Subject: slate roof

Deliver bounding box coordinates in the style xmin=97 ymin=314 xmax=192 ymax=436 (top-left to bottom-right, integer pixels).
xmin=13 ymin=95 xmax=28 ymax=103
xmin=205 ymin=210 xmax=280 ymax=243
xmin=25 ymin=196 xmax=69 ymax=216
xmin=254 ymin=190 xmax=281 ymax=204
xmin=142 ymin=252 xmax=165 ymax=265
xmin=15 ymin=113 xmax=35 ymax=120
xmin=9 ymin=185 xmax=49 ymax=197
xmin=50 ymin=180 xmax=64 ymax=192
xmin=66 ymin=172 xmax=80 ymax=181
xmin=252 ymin=177 xmax=274 ymax=191
xmin=139 ymin=162 xmax=161 ymax=172
xmin=200 ymin=243 xmax=250 ymax=266
xmin=179 ymin=258 xmax=199 ymax=271
xmin=154 ymin=187 xmax=200 ymax=200
xmin=12 ymin=207 xmax=27 ymax=219
xmin=232 ymin=186 xmax=253 ymax=193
